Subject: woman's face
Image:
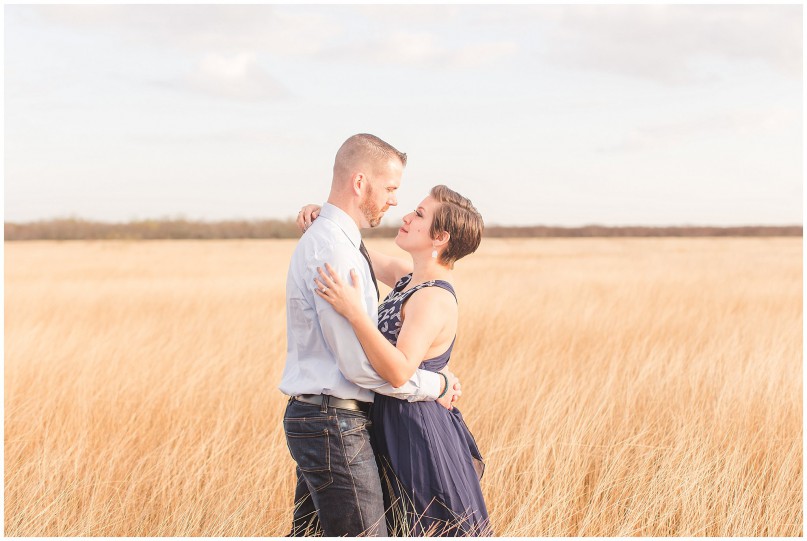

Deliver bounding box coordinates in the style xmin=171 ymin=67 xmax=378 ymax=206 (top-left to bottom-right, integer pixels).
xmin=395 ymin=195 xmax=440 ymax=255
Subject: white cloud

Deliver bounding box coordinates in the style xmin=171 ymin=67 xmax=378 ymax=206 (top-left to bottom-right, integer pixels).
xmin=22 ymin=4 xmax=800 ymax=82
xmin=452 ymin=42 xmax=520 ymax=69
xmin=127 ymin=129 xmax=308 ymax=146
xmin=352 ymin=5 xmax=463 ymax=25
xmin=27 ymin=5 xmax=341 ymax=56
xmin=602 ymin=107 xmax=800 ymax=152
xmin=540 ymin=5 xmax=801 ymax=83
xmin=329 ymin=31 xmax=517 ymax=69
xmin=172 ymin=52 xmax=288 ymax=101
xmin=26 ymin=5 xmax=518 ymax=71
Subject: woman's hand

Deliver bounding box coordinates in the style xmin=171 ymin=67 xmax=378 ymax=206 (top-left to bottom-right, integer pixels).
xmin=436 ymin=369 xmax=462 ymax=410
xmin=314 ymin=263 xmax=365 ymax=322
xmin=297 ymin=204 xmax=322 ymax=233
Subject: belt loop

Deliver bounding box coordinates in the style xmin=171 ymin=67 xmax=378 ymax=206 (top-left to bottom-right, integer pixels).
xmin=320 ymin=394 xmax=328 ymax=413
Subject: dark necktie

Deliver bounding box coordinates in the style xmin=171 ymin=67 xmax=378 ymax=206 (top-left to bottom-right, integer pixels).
xmin=359 ymin=240 xmax=380 ymax=301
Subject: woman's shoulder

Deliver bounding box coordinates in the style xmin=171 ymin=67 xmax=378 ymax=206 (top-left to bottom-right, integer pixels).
xmin=430 ymin=279 xmax=456 ymax=298
xmin=404 ymin=280 xmax=458 ymax=310
xmin=396 ymin=275 xmax=457 ymax=299
xmin=400 ymin=284 xmax=458 ymax=325
xmin=409 ymin=279 xmax=456 ymax=301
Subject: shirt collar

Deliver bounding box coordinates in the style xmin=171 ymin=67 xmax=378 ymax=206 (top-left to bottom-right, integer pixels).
xmin=318 ymin=202 xmax=362 ymax=247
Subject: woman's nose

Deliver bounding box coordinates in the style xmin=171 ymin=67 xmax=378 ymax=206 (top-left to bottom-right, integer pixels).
xmin=402 ymin=213 xmax=412 ymax=224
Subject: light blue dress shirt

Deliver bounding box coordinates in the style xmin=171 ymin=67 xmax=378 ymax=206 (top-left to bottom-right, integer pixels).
xmin=279 ymin=202 xmax=441 ymax=402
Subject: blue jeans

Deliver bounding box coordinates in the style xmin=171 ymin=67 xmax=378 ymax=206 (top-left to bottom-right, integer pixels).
xmin=283 ymin=397 xmax=387 ymax=537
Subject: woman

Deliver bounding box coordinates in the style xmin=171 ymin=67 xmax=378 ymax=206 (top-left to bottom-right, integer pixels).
xmin=300 ymin=185 xmax=491 ymax=536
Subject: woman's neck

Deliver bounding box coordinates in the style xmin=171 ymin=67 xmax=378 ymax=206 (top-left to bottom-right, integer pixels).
xmin=409 ymin=254 xmax=452 ymax=286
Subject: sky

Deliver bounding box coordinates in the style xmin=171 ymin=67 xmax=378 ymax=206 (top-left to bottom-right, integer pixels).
xmin=4 ymin=4 xmax=803 ymax=227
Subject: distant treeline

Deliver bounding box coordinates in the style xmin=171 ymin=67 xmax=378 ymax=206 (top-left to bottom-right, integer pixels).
xmin=4 ymin=218 xmax=802 ymax=240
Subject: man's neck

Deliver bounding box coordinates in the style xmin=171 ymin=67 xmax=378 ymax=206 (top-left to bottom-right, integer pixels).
xmin=326 ymin=196 xmax=364 ymax=231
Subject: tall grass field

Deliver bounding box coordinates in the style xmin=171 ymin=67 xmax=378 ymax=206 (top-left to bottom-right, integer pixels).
xmin=4 ymin=238 xmax=802 ymax=536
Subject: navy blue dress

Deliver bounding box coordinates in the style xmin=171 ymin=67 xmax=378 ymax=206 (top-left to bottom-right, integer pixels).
xmin=371 ymin=274 xmax=492 ymax=536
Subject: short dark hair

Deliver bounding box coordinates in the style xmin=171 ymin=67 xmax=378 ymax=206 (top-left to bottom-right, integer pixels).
xmin=334 ymin=134 xmax=407 ymax=178
xmin=429 ymin=185 xmax=484 ymax=268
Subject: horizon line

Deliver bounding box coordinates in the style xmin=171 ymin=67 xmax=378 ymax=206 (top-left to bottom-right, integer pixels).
xmin=3 ymin=217 xmax=803 ymax=230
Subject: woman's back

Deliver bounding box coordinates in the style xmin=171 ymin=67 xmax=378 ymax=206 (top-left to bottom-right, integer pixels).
xmin=378 ymin=273 xmax=457 ymax=365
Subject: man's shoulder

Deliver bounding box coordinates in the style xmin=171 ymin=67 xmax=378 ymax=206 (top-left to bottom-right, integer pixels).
xmin=293 ymin=222 xmax=362 ymax=266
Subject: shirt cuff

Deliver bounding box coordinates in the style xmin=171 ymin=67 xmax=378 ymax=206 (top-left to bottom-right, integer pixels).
xmin=417 ymin=370 xmax=442 ymax=401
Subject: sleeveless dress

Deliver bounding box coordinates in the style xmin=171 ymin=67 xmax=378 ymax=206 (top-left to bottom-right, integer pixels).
xmin=371 ymin=274 xmax=492 ymax=536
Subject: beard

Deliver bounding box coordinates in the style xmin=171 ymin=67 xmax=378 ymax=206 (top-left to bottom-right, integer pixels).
xmin=359 ymin=183 xmax=385 ymax=228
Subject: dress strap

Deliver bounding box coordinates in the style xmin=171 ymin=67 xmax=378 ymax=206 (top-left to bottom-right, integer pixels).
xmin=425 ymin=280 xmax=457 ymax=303
xmin=398 ymin=274 xmax=457 ymax=303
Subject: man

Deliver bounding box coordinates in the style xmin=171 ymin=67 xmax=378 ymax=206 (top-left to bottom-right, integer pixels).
xmin=279 ymin=134 xmax=460 ymax=537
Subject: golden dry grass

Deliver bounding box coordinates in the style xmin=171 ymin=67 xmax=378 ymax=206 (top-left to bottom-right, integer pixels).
xmin=4 ymin=238 xmax=802 ymax=536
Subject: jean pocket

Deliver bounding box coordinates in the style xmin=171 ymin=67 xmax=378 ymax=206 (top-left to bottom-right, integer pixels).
xmin=338 ymin=419 xmax=373 ymax=466
xmin=285 ymin=428 xmax=333 ymax=492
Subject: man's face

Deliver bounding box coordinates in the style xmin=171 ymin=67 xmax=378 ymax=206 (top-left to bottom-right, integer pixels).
xmin=359 ymin=158 xmax=402 ymax=228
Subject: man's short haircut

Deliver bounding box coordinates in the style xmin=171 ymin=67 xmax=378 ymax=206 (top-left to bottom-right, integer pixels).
xmin=429 ymin=185 xmax=484 ymax=268
xmin=334 ymin=134 xmax=407 ymax=178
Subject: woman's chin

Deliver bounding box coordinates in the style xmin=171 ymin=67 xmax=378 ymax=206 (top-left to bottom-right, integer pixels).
xmin=394 ymin=239 xmax=416 ymax=257
xmin=394 ymin=235 xmax=411 ymax=253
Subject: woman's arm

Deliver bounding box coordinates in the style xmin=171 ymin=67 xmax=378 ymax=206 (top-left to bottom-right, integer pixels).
xmin=314 ymin=264 xmax=453 ymax=387
xmin=365 ymin=248 xmax=413 ymax=288
xmin=298 ymin=204 xmax=413 ymax=288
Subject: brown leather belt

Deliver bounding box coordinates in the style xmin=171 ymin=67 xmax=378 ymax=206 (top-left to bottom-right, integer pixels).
xmin=293 ymin=394 xmax=370 ymax=413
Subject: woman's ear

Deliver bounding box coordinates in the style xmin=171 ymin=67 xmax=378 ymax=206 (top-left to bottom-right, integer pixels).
xmin=434 ymin=231 xmax=450 ymax=248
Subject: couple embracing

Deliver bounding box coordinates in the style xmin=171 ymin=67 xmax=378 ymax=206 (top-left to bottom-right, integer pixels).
xmin=279 ymin=134 xmax=491 ymax=537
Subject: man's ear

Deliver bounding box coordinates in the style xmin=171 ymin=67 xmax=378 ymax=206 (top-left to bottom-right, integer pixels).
xmin=352 ymin=174 xmax=365 ymax=196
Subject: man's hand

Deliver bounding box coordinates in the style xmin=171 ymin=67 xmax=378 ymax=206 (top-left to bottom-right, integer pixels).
xmin=296 ymin=204 xmax=322 ymax=233
xmin=436 ymin=368 xmax=462 ymax=410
